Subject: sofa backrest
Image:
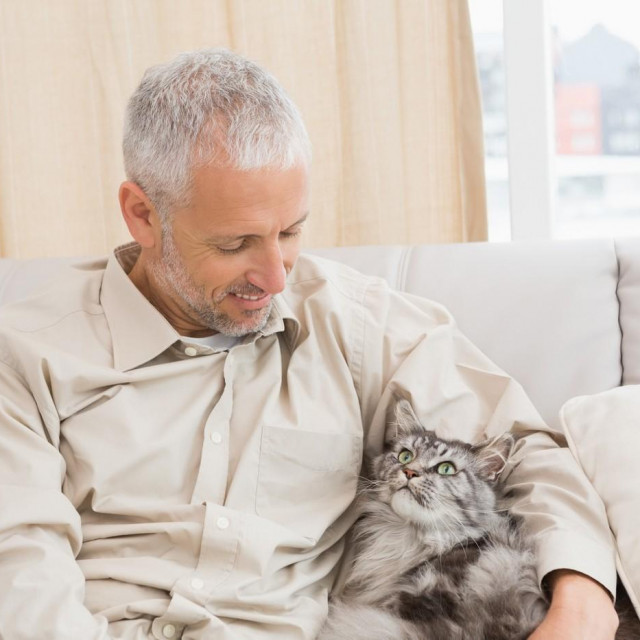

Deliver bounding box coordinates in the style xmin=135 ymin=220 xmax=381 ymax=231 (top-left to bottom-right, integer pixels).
xmin=310 ymin=239 xmax=630 ymax=428
xmin=1 ymin=238 xmax=637 ymax=428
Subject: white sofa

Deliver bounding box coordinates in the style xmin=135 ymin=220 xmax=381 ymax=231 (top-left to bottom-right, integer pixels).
xmin=2 ymin=238 xmax=635 ymax=428
xmin=1 ymin=238 xmax=640 ymax=612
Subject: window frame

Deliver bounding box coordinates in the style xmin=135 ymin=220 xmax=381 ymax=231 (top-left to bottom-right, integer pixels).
xmin=503 ymin=0 xmax=556 ymax=240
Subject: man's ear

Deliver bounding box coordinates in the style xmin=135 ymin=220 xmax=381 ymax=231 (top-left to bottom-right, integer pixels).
xmin=119 ymin=181 xmax=161 ymax=249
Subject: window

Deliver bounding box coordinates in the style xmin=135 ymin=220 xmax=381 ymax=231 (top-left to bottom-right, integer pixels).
xmin=469 ymin=0 xmax=640 ymax=241
xmin=552 ymin=3 xmax=640 ymax=239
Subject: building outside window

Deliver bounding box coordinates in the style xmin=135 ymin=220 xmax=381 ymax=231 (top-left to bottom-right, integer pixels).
xmin=469 ymin=0 xmax=640 ymax=241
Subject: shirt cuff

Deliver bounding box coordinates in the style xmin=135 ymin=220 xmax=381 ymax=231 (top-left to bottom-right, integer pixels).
xmin=535 ymin=529 xmax=618 ymax=599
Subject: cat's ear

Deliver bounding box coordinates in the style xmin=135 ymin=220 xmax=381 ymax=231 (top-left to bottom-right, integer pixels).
xmin=472 ymin=433 xmax=515 ymax=482
xmin=386 ymin=396 xmax=421 ymax=441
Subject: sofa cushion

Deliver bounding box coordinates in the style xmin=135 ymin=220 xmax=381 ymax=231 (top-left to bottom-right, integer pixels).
xmin=312 ymin=240 xmax=622 ymax=428
xmin=560 ymin=386 xmax=640 ymax=615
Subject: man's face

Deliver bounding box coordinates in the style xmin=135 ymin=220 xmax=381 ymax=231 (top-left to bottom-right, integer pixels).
xmin=147 ymin=162 xmax=309 ymax=337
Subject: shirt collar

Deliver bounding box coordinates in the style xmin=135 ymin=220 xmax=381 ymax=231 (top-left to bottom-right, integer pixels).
xmin=100 ymin=243 xmax=179 ymax=371
xmin=264 ymin=293 xmax=300 ymax=350
xmin=100 ymin=242 xmax=300 ymax=371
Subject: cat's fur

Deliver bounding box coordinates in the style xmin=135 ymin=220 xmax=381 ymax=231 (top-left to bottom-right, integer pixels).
xmin=318 ymin=399 xmax=640 ymax=640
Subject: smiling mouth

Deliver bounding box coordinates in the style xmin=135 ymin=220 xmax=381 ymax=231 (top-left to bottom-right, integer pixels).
xmin=225 ymin=291 xmax=272 ymax=312
xmin=231 ymin=292 xmax=265 ymax=301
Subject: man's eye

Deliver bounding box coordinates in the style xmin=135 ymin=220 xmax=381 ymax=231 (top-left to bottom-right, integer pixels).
xmin=280 ymin=228 xmax=303 ymax=240
xmin=216 ymin=241 xmax=246 ymax=254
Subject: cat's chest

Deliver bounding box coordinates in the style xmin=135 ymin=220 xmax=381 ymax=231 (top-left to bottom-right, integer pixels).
xmin=346 ymin=527 xmax=430 ymax=603
xmin=403 ymin=540 xmax=533 ymax=603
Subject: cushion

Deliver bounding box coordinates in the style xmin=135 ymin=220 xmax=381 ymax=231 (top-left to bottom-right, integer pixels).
xmin=560 ymin=386 xmax=640 ymax=614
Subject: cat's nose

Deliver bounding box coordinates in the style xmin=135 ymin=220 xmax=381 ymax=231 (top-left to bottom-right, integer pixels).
xmin=403 ymin=468 xmax=419 ymax=479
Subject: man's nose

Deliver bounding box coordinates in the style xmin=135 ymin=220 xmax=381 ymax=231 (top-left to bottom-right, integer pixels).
xmin=247 ymin=244 xmax=287 ymax=294
xmin=403 ymin=468 xmax=419 ymax=479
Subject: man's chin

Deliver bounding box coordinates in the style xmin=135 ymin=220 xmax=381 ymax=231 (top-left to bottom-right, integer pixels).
xmin=208 ymin=304 xmax=272 ymax=337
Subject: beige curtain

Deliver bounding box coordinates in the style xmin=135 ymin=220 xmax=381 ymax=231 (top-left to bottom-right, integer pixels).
xmin=0 ymin=0 xmax=486 ymax=258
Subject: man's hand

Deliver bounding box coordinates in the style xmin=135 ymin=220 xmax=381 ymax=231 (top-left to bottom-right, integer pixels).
xmin=528 ymin=570 xmax=618 ymax=639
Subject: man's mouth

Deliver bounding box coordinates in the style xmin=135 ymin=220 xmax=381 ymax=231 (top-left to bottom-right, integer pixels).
xmin=225 ymin=290 xmax=272 ymax=311
xmin=231 ymin=292 xmax=265 ymax=301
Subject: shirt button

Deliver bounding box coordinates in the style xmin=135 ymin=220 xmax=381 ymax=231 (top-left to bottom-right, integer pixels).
xmin=184 ymin=346 xmax=197 ymax=357
xmin=216 ymin=516 xmax=230 ymax=530
xmin=210 ymin=431 xmax=223 ymax=444
xmin=191 ymin=577 xmax=205 ymax=590
xmin=162 ymin=623 xmax=176 ymax=638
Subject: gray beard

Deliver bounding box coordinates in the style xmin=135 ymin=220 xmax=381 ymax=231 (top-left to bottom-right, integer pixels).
xmin=148 ymin=227 xmax=272 ymax=337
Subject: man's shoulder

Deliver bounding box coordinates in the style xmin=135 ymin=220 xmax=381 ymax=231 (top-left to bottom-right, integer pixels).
xmin=0 ymin=257 xmax=108 ymax=335
xmin=278 ymin=253 xmax=401 ymax=345
xmin=283 ymin=252 xmax=455 ymax=331
xmin=286 ymin=252 xmax=388 ymax=301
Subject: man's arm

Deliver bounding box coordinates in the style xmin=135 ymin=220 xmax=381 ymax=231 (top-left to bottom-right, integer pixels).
xmin=0 ymin=360 xmax=112 ymax=639
xmin=528 ymin=570 xmax=618 ymax=639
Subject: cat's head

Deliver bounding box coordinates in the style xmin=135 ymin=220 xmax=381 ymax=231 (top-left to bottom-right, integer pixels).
xmin=368 ymin=398 xmax=514 ymax=536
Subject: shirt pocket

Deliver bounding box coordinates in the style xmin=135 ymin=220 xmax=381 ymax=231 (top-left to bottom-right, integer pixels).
xmin=256 ymin=425 xmax=363 ymax=540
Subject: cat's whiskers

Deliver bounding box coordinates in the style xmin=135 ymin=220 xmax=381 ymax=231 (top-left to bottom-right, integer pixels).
xmin=456 ymin=505 xmax=511 ymax=515
xmin=408 ymin=488 xmax=465 ymax=553
xmin=356 ymin=477 xmax=385 ymax=492
xmin=425 ymin=492 xmax=471 ymax=553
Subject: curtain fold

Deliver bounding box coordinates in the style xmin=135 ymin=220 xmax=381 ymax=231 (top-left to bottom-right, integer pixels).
xmin=0 ymin=0 xmax=486 ymax=258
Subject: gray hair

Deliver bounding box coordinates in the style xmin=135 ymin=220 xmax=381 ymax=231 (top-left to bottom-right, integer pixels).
xmin=123 ymin=48 xmax=311 ymax=218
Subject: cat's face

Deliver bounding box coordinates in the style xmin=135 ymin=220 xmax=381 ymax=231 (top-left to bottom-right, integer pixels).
xmin=369 ymin=399 xmax=513 ymax=535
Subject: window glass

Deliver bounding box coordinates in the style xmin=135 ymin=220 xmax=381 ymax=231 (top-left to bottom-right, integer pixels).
xmin=552 ymin=1 xmax=640 ymax=239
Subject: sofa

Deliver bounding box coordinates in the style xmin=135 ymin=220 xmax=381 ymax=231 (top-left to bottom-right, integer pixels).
xmin=1 ymin=237 xmax=639 ymax=613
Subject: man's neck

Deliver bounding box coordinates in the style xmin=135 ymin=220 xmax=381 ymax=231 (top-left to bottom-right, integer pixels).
xmin=126 ymin=257 xmax=216 ymax=338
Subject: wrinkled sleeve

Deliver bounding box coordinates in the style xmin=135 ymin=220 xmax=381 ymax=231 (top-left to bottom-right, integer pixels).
xmin=354 ymin=279 xmax=617 ymax=597
xmin=0 ymin=359 xmax=114 ymax=639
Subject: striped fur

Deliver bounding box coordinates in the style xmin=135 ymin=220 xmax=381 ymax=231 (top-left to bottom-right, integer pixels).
xmin=319 ymin=399 xmax=639 ymax=640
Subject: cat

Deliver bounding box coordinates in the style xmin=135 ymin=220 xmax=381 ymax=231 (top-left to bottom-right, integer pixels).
xmin=318 ymin=398 xmax=640 ymax=640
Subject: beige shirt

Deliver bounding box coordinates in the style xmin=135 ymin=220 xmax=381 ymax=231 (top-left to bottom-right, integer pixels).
xmin=0 ymin=243 xmax=616 ymax=640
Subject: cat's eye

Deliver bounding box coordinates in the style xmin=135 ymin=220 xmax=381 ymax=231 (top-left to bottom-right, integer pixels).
xmin=437 ymin=462 xmax=457 ymax=476
xmin=398 ymin=449 xmax=414 ymax=464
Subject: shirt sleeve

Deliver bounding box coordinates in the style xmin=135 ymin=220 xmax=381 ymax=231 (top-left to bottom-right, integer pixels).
xmin=354 ymin=279 xmax=617 ymax=597
xmin=0 ymin=360 xmax=114 ymax=639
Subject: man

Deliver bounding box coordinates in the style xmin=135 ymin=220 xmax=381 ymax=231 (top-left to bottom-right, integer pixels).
xmin=0 ymin=49 xmax=618 ymax=639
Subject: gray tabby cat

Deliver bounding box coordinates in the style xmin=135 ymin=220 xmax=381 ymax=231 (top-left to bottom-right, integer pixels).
xmin=318 ymin=398 xmax=640 ymax=640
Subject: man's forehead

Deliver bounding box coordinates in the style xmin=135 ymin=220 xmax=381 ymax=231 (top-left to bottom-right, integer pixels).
xmin=171 ymin=161 xmax=310 ymax=237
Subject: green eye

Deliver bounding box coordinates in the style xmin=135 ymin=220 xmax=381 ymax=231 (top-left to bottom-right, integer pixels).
xmin=398 ymin=449 xmax=414 ymax=464
xmin=437 ymin=462 xmax=457 ymax=476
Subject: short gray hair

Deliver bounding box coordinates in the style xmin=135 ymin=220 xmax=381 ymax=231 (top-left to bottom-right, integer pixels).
xmin=123 ymin=48 xmax=311 ymax=218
